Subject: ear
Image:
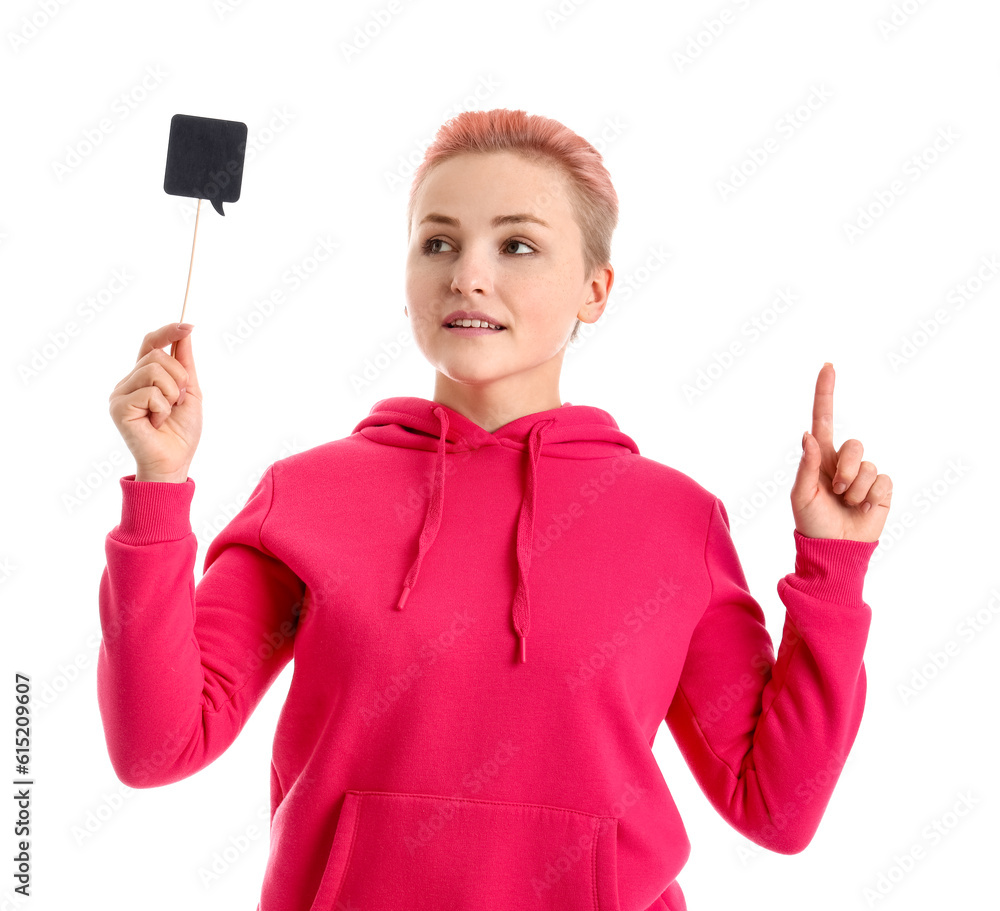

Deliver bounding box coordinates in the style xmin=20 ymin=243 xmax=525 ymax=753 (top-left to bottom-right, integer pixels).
xmin=579 ymin=263 xmax=614 ymax=323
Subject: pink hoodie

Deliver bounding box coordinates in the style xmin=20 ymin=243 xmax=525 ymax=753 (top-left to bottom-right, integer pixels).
xmin=97 ymin=396 xmax=877 ymax=911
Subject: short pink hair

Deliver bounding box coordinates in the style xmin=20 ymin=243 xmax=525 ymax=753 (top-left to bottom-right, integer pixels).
xmin=406 ymin=108 xmax=619 ymax=341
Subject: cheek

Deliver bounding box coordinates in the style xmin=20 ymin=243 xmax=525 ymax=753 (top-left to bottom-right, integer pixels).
xmin=406 ymin=260 xmax=439 ymax=289
xmin=403 ymin=270 xmax=428 ymax=305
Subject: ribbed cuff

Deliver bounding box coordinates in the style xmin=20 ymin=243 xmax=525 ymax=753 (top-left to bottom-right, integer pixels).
xmin=112 ymin=474 xmax=196 ymax=545
xmin=784 ymin=528 xmax=879 ymax=608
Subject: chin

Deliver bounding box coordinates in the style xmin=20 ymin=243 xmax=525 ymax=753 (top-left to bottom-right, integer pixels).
xmin=436 ymin=364 xmax=509 ymax=385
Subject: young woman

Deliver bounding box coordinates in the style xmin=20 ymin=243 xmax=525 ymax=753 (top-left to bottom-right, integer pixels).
xmin=101 ymin=108 xmax=892 ymax=911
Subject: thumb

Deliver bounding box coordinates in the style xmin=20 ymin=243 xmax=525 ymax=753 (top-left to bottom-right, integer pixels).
xmin=790 ymin=430 xmax=822 ymax=510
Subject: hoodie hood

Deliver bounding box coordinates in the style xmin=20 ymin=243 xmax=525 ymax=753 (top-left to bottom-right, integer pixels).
xmin=352 ymin=396 xmax=639 ymax=664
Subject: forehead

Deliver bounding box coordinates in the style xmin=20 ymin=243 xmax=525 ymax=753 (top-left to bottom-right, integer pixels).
xmin=416 ymin=152 xmax=574 ymax=225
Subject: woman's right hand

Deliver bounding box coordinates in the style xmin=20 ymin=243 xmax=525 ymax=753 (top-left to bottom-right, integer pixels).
xmin=109 ymin=323 xmax=202 ymax=483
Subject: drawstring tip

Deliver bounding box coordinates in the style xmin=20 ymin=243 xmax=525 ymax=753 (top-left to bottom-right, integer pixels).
xmin=397 ymin=586 xmax=410 ymax=610
xmin=519 ymin=635 xmax=526 ymax=663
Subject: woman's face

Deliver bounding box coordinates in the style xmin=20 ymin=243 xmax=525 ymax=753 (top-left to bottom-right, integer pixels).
xmin=405 ymin=151 xmax=611 ymax=402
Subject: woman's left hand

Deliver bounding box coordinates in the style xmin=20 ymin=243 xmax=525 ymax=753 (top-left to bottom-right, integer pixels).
xmin=790 ymin=363 xmax=893 ymax=543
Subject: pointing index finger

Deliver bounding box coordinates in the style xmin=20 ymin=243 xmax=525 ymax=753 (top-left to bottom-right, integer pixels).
xmin=811 ymin=362 xmax=836 ymax=462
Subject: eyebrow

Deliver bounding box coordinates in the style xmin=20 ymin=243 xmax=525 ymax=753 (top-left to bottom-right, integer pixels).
xmin=418 ymin=212 xmax=552 ymax=230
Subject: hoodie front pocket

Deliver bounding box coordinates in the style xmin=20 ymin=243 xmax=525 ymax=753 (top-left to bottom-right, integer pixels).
xmin=309 ymin=789 xmax=620 ymax=911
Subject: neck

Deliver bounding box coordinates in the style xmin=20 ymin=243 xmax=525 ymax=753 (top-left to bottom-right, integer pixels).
xmin=431 ymin=358 xmax=565 ymax=433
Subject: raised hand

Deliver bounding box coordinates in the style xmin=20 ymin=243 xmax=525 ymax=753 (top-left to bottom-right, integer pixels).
xmin=790 ymin=363 xmax=892 ymax=542
xmin=108 ymin=323 xmax=202 ymax=483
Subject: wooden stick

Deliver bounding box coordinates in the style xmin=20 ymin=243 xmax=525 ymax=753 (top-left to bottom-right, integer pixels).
xmin=170 ymin=197 xmax=202 ymax=357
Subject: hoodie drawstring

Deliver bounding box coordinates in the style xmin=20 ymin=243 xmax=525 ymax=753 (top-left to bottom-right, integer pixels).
xmin=395 ymin=406 xmax=552 ymax=665
xmin=395 ymin=408 xmax=450 ymax=613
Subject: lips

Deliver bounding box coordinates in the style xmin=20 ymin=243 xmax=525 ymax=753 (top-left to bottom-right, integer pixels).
xmin=442 ymin=309 xmax=506 ymax=328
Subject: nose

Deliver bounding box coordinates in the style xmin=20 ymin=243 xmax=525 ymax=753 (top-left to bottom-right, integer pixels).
xmin=449 ymin=244 xmax=494 ymax=297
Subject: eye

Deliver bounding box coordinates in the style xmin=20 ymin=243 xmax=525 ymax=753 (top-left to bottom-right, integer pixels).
xmin=504 ymin=240 xmax=535 ymax=255
xmin=420 ymin=238 xmax=536 ymax=256
xmin=421 ymin=238 xmax=453 ymax=255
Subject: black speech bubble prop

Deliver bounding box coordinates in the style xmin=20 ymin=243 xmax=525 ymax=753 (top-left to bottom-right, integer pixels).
xmin=163 ymin=113 xmax=247 ymax=216
xmin=163 ymin=113 xmax=248 ymax=356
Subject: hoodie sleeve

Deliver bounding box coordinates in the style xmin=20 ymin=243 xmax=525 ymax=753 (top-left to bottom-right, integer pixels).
xmin=664 ymin=496 xmax=877 ymax=854
xmin=97 ymin=466 xmax=304 ymax=788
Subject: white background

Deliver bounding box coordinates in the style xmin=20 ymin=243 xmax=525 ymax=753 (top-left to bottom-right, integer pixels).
xmin=2 ymin=0 xmax=998 ymax=909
